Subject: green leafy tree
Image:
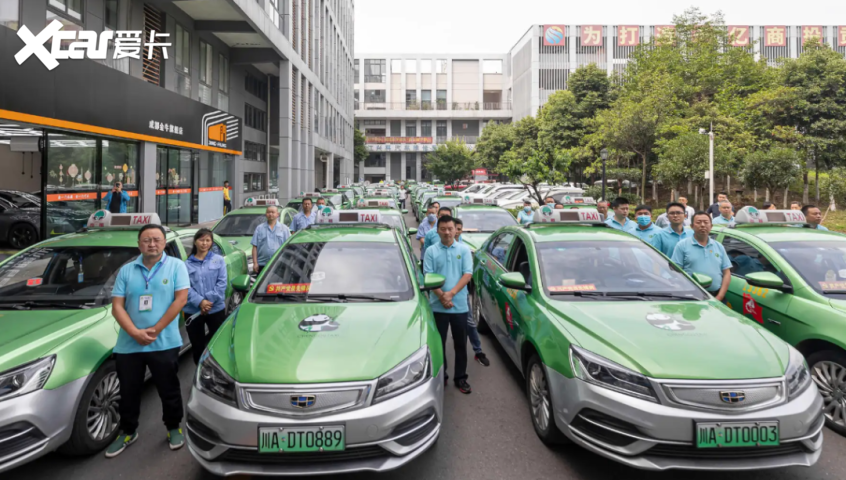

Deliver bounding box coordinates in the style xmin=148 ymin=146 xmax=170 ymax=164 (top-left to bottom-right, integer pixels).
xmin=820 ymin=167 xmax=846 ymax=212
xmin=426 ymin=140 xmax=475 ymax=185
xmin=500 ymin=115 xmax=571 ymax=203
xmin=474 ymin=121 xmax=514 ymax=174
xmin=653 ymin=132 xmax=733 ymax=205
xmin=740 ymin=147 xmax=802 ymax=207
xmin=354 ymin=128 xmax=368 ymax=165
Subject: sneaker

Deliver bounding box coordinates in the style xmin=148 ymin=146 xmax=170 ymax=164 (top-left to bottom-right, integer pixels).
xmin=105 ymin=432 xmax=138 ymax=458
xmin=475 ymin=352 xmax=491 ymax=367
xmin=167 ymin=428 xmax=184 ymax=451
xmin=456 ymin=379 xmax=472 ymax=394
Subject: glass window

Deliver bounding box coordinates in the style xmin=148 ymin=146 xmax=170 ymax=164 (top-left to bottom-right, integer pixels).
xmin=243 ymin=173 xmax=265 ymax=192
xmin=406 ymin=59 xmax=417 ymax=73
xmin=244 ymin=141 xmax=267 ymax=162
xmin=457 ymin=211 xmax=518 ymax=233
xmin=46 ymin=11 xmax=83 ymax=46
xmin=364 ymin=89 xmax=385 ymax=103
xmin=354 ymin=59 xmax=360 ymax=82
xmin=255 ymin=242 xmax=413 ymax=301
xmin=406 ymin=123 xmax=417 ymax=137
xmin=364 ymin=59 xmax=385 ymax=83
xmin=421 ymin=120 xmax=432 ymax=137
xmin=483 ymin=60 xmax=503 ymax=74
xmin=436 ymin=59 xmax=448 ymax=73
xmin=213 ymin=214 xmax=267 ymax=237
xmin=365 ymin=153 xmax=386 ymax=167
xmin=45 ymin=133 xmax=99 ymax=236
xmin=101 ymin=139 xmax=139 ymax=213
xmin=199 ymin=41 xmax=213 ymax=85
xmin=436 ymin=120 xmax=447 ymax=137
xmin=405 ymin=90 xmax=416 ymax=107
xmin=421 ymin=90 xmax=431 ymax=110
xmin=487 ymin=233 xmax=515 ymax=265
xmin=49 ymin=0 xmax=82 ymax=21
xmin=175 ymin=24 xmax=190 ymax=74
xmin=436 ymin=90 xmax=447 ymax=110
xmin=774 ymin=240 xmax=846 ymax=298
xmin=218 ymin=54 xmax=229 ymax=93
xmin=391 ymin=59 xmax=403 ymax=73
xmin=721 ymin=236 xmax=781 ymax=278
xmin=104 ymin=0 xmax=118 ymax=30
xmin=420 ymin=59 xmax=432 ymax=73
xmin=0 ymin=0 xmax=19 ymax=30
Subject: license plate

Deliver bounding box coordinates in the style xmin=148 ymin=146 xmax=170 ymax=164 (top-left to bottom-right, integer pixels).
xmin=258 ymin=426 xmax=345 ymax=453
xmin=695 ymin=421 xmax=779 ymax=448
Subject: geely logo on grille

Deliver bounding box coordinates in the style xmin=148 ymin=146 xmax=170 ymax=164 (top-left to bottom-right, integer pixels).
xmin=291 ymin=395 xmax=316 ymax=408
xmin=720 ymin=391 xmax=746 ymax=404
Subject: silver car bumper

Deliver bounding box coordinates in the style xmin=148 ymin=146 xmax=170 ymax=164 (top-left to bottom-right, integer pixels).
xmin=186 ymin=366 xmax=444 ymax=477
xmin=0 ymin=376 xmax=88 ymax=474
xmin=546 ymin=366 xmax=824 ymax=471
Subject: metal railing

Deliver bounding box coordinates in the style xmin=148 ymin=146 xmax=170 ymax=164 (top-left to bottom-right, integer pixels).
xmin=357 ymin=102 xmax=511 ymax=112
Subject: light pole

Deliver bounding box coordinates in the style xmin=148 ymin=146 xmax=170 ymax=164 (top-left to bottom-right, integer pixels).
xmin=699 ymin=124 xmax=715 ymax=206
xmin=600 ymin=148 xmax=608 ymax=201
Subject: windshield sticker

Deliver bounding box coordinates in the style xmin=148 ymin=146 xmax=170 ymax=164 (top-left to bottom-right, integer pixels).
xmin=26 ymin=278 xmax=43 ymax=287
xmin=646 ymin=313 xmax=695 ymax=331
xmin=819 ymin=281 xmax=846 ymax=291
xmin=267 ymin=283 xmax=311 ymax=294
xmin=839 ymin=270 xmax=846 ymax=279
xmin=310 ymin=271 xmax=326 ymax=282
xmin=298 ymin=314 xmax=340 ymax=332
xmin=826 ymin=270 xmax=837 ymax=282
xmin=549 ymin=284 xmax=597 ymax=292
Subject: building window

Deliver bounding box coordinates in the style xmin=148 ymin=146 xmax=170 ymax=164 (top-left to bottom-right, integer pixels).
xmin=104 ymin=0 xmax=118 ymax=30
xmin=436 ymin=120 xmax=447 ymax=139
xmin=364 ymin=59 xmax=385 ymax=83
xmin=0 ymin=0 xmax=20 ymax=30
xmin=199 ymin=41 xmax=213 ymax=106
xmin=391 ymin=59 xmax=402 ymax=73
xmin=421 ymin=90 xmax=431 ymax=110
xmin=48 ymin=0 xmax=83 ymax=22
xmin=354 ymin=90 xmax=360 ymax=109
xmin=405 ymin=59 xmax=417 ymax=73
xmin=218 ymin=54 xmax=229 ymax=111
xmin=483 ymin=60 xmax=503 ymax=74
xmin=406 ymin=123 xmax=417 ymax=137
xmin=244 ymin=141 xmax=267 ymax=162
xmin=365 ymin=153 xmax=386 ymax=167
xmin=436 ymin=59 xmax=448 ymax=73
xmin=406 ymin=90 xmax=417 ymax=109
xmin=175 ymin=24 xmax=190 ymax=74
xmin=421 ymin=120 xmax=432 ymax=137
xmin=437 ymin=90 xmax=447 ymax=110
xmin=245 ymin=104 xmax=267 ymax=132
xmin=354 ymin=59 xmax=360 ymax=83
xmin=364 ymin=89 xmax=385 ymax=103
xmin=420 ymin=59 xmax=432 ymax=73
xmin=243 ymin=173 xmax=266 ymax=192
xmin=246 ymin=74 xmax=268 ymax=101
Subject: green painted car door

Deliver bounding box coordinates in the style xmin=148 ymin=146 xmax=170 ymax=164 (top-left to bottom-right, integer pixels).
xmin=495 ymin=235 xmax=533 ymax=365
xmin=718 ymin=233 xmax=795 ymax=335
xmin=478 ymin=232 xmax=516 ymax=343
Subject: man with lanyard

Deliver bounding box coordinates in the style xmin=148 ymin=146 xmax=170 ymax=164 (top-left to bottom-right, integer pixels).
xmin=454 ymin=219 xmax=490 ymax=367
xmin=632 ymin=204 xmax=662 ymax=247
xmin=671 ymin=212 xmax=732 ymax=301
xmin=291 ymin=197 xmax=316 ymax=232
xmin=222 ymin=180 xmax=232 ymax=215
xmin=423 ymin=215 xmax=473 ymax=394
xmin=416 ymin=204 xmax=438 ymax=250
xmin=712 ymin=200 xmax=735 ymax=226
xmin=106 ymin=224 xmax=190 ymax=457
xmin=423 ymin=207 xmax=453 ymax=261
xmin=250 ymin=205 xmax=291 ymax=274
xmin=596 ymin=200 xmax=610 ymax=221
xmin=655 ymin=202 xmax=694 ymax=257
xmin=800 ymin=204 xmax=829 ymax=231
xmin=604 ymin=197 xmax=637 ymax=234
xmin=104 ymin=182 xmax=130 ymax=214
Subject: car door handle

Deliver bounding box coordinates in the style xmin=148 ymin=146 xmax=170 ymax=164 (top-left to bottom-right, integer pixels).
xmin=767 ymin=319 xmax=781 ymax=326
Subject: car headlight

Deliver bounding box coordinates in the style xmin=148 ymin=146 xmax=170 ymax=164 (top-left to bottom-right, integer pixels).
xmin=570 ymin=346 xmax=658 ymax=403
xmin=786 ymin=346 xmax=811 ymax=400
xmin=0 ymin=356 xmax=56 ymax=402
xmin=373 ymin=347 xmax=430 ymax=403
xmin=196 ymin=351 xmax=237 ymax=406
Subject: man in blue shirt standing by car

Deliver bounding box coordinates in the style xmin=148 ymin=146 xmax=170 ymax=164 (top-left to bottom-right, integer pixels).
xmin=291 ymin=197 xmax=316 ymax=232
xmin=107 ymin=223 xmax=190 ymax=458
xmin=632 ymin=204 xmax=662 ymax=247
xmin=251 ymin=205 xmax=291 ymax=274
xmin=605 ymin=197 xmax=637 ymax=234
xmin=671 ymin=212 xmax=732 ymax=301
xmin=424 ymin=215 xmax=473 ymax=394
xmin=655 ymin=202 xmax=693 ymax=257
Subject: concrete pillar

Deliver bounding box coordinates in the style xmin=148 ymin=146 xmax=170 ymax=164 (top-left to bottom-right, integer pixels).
xmin=446 ymin=57 xmax=453 ymax=111
xmin=326 ymin=152 xmax=334 ymax=189
xmin=359 ymin=159 xmax=365 ymax=182
xmin=278 ymin=60 xmax=294 ymax=204
xmin=415 ymin=153 xmax=421 ymax=181
xmin=606 ymin=25 xmax=614 ymax=76
xmin=401 ymin=152 xmax=407 ymax=180
xmin=446 ymin=120 xmax=452 ymax=141
xmin=300 ymin=79 xmax=309 ymax=193
xmin=139 ymin=142 xmax=157 ymax=213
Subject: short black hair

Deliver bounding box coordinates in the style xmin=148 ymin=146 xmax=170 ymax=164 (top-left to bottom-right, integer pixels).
xmin=224 ymin=180 xmax=229 ymax=184
xmin=635 ymin=204 xmax=652 ymax=213
xmin=453 ymin=218 xmax=464 ymax=227
xmin=190 ymin=228 xmax=214 ymax=256
xmin=666 ymin=202 xmax=685 ymax=213
xmin=791 ymin=201 xmax=801 ymax=206
xmin=801 ymin=204 xmax=818 ymax=216
xmin=138 ymin=224 xmax=166 ymax=240
xmin=692 ymin=211 xmax=712 ymax=224
xmin=438 ymin=206 xmax=452 ymax=215
xmin=763 ymin=201 xmax=773 ymax=209
xmin=718 ymin=192 xmax=727 ymax=196
xmin=611 ymin=197 xmax=629 ymax=208
xmin=436 ymin=215 xmax=456 ymax=228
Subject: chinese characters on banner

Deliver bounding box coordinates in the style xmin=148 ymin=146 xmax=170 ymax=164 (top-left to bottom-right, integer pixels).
xmin=148 ymin=120 xmax=183 ymax=135
xmin=617 ymin=25 xmax=640 ymax=46
xmin=653 ymin=25 xmax=674 ymax=38
xmin=365 ymin=137 xmax=433 ymax=144
xmin=543 ymin=25 xmax=567 ymax=46
xmin=764 ymin=26 xmax=787 ymax=47
xmin=802 ymin=26 xmax=823 ymax=45
xmin=727 ymin=26 xmax=750 ymax=47
xmin=580 ymin=25 xmax=603 ymax=46
xmin=839 ymin=27 xmax=846 ymax=47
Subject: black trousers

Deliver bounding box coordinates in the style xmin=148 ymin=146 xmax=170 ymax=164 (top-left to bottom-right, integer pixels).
xmin=186 ymin=309 xmax=227 ymax=365
xmin=223 ymin=200 xmax=232 ymax=214
xmin=434 ymin=312 xmax=468 ymax=383
xmin=115 ymin=347 xmax=183 ymax=435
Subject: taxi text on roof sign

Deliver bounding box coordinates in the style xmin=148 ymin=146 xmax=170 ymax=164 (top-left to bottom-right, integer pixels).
xmin=735 ymin=206 xmax=806 ymax=225
xmin=462 ymin=196 xmax=497 ymax=205
xmin=297 ymin=192 xmax=321 ymax=198
xmin=316 ymin=208 xmax=383 ymax=224
xmin=358 ymin=199 xmax=394 ymax=208
xmin=535 ymin=206 xmax=603 ymax=224
xmin=87 ymin=210 xmax=162 ymax=228
xmin=244 ymin=197 xmax=279 ymax=207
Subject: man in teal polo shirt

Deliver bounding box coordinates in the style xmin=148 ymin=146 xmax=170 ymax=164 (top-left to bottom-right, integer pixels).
xmin=422 ymin=206 xmax=453 ymax=260
xmin=712 ymin=200 xmax=735 ymax=226
xmin=801 ymin=205 xmax=829 ymax=231
xmin=671 ymin=212 xmax=732 ymax=300
xmin=632 ymin=204 xmax=662 ymax=247
xmin=251 ymin=205 xmax=291 ymax=273
xmin=107 ymin=224 xmax=190 ymax=458
xmin=423 ymin=215 xmax=473 ymax=394
xmin=655 ymin=202 xmax=693 ymax=257
xmin=604 ymin=197 xmax=637 ymax=234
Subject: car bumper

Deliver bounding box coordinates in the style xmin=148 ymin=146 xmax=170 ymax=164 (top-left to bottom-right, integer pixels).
xmin=546 ymin=366 xmax=824 ymax=471
xmin=0 ymin=376 xmax=88 ymax=474
xmin=186 ymin=367 xmax=444 ymax=477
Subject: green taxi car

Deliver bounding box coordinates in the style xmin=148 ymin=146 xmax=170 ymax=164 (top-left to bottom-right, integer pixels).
xmin=413 ymin=189 xmax=442 ymax=220
xmin=471 ymin=208 xmax=823 ymax=470
xmin=185 ymin=209 xmax=446 ymax=476
xmin=320 ymin=189 xmax=353 ymax=210
xmin=356 ymin=195 xmax=400 ymax=211
xmin=710 ymin=206 xmax=846 ymax=435
xmin=453 ymin=197 xmax=518 ymax=254
xmin=212 ymin=198 xmax=295 ymax=267
xmin=0 ymin=211 xmax=246 ymax=474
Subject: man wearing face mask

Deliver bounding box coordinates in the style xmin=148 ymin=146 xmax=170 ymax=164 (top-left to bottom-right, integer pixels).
xmin=423 ymin=207 xmax=454 ymax=260
xmin=632 ymin=205 xmax=662 ymax=247
xmin=517 ymin=199 xmax=534 ymax=225
xmin=544 ymin=196 xmax=556 ymax=207
xmin=416 ymin=205 xmax=438 ymax=250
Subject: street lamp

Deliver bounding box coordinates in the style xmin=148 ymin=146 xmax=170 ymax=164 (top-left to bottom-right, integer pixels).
xmin=699 ymin=124 xmax=715 ymax=206
xmin=600 ymin=148 xmax=608 ymax=201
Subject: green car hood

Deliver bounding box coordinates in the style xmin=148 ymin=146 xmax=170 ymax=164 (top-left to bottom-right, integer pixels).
xmin=0 ymin=308 xmax=109 ymax=372
xmin=217 ymin=301 xmax=426 ymax=384
xmin=224 ymin=237 xmax=253 ymax=255
xmin=460 ymin=233 xmax=491 ymax=251
xmin=829 ymin=298 xmax=846 ymax=314
xmin=552 ymin=301 xmax=788 ymax=380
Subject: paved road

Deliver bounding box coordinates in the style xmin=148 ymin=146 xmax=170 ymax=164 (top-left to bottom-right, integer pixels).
xmin=10 ymin=211 xmax=846 ymax=480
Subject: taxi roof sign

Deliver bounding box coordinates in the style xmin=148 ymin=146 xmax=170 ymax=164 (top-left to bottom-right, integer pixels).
xmin=297 ymin=192 xmax=321 ymax=198
xmin=358 ymin=198 xmax=396 ymax=207
xmin=560 ymin=196 xmax=597 ymax=205
xmin=439 ymin=191 xmax=460 ymax=197
xmin=535 ymin=205 xmax=603 ymax=224
xmin=322 ymin=188 xmax=340 ymax=193
xmin=735 ymin=206 xmax=806 ymax=225
xmin=315 ymin=207 xmax=384 ymax=225
xmin=244 ymin=197 xmax=279 ymax=207
xmin=370 ymin=190 xmax=393 ymax=197
xmin=461 ymin=196 xmax=497 ymax=205
xmin=87 ymin=210 xmax=162 ymax=229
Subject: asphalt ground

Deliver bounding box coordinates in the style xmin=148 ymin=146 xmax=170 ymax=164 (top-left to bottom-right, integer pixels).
xmin=8 ymin=210 xmax=846 ymax=480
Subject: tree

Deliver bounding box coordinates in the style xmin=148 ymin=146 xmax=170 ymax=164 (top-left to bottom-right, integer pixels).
xmin=653 ymin=132 xmax=733 ymax=207
xmin=474 ymin=121 xmax=514 ymax=174
xmin=740 ymin=148 xmax=801 ymax=207
xmin=820 ymin=167 xmax=846 ymax=212
xmin=354 ymin=128 xmax=368 ymax=165
xmin=500 ymin=116 xmax=571 ymax=203
xmin=426 ymin=139 xmax=474 ymax=185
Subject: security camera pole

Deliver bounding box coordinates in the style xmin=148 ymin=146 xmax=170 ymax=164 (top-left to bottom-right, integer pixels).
xmin=699 ymin=124 xmax=715 ymax=206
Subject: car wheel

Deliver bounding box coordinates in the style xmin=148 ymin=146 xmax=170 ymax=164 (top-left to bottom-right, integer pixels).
xmin=227 ymin=290 xmax=244 ymax=315
xmin=809 ymin=350 xmax=846 ymax=436
xmin=526 ymin=354 xmax=569 ymax=445
xmin=473 ymin=289 xmax=490 ymax=334
xmin=9 ymin=223 xmax=37 ymax=249
xmin=59 ymin=360 xmax=121 ymax=455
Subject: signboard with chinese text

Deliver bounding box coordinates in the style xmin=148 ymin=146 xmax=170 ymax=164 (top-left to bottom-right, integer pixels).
xmin=727 ymin=26 xmax=751 ymax=47
xmin=764 ymin=26 xmax=787 ymax=47
xmin=543 ymin=25 xmax=566 ymax=46
xmin=365 ymin=137 xmax=433 ymax=144
xmin=617 ymin=26 xmax=640 ymax=46
xmin=839 ymin=27 xmax=846 ymax=47
xmin=802 ymin=26 xmax=824 ymax=45
xmin=365 ymin=144 xmax=475 ymax=153
xmin=580 ymin=26 xmax=603 ymax=46
xmin=653 ymin=25 xmax=674 ymax=40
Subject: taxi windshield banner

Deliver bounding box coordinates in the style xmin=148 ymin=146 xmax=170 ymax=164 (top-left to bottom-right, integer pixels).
xmin=266 ymin=283 xmax=311 ymax=294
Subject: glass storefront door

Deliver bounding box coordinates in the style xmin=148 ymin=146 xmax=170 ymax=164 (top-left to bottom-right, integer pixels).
xmin=156 ymin=147 xmax=196 ymax=226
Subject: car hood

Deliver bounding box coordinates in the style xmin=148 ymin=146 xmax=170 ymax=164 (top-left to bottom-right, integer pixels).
xmin=460 ymin=233 xmax=491 ymax=252
xmin=218 ymin=301 xmax=426 ymax=384
xmin=0 ymin=308 xmax=109 ymax=372
xmin=551 ymin=300 xmax=788 ymax=379
xmin=829 ymin=298 xmax=846 ymax=314
xmin=222 ymin=236 xmax=253 ymax=255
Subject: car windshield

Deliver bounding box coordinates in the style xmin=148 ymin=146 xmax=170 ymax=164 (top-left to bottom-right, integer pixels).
xmin=375 ymin=213 xmax=405 ymax=231
xmin=491 ymin=189 xmax=522 ymax=200
xmin=341 ymin=190 xmax=355 ymax=203
xmin=536 ymin=241 xmax=708 ymax=301
xmin=286 ymin=199 xmax=304 ymax=211
xmin=213 ymin=214 xmax=266 ymax=236
xmin=0 ymin=246 xmax=139 ymax=307
xmin=256 ymin=242 xmax=413 ymax=301
xmin=323 ymin=194 xmax=344 ymax=206
xmin=458 ymin=211 xmax=518 ymax=232
xmin=773 ymin=240 xmax=846 ymax=298
xmin=434 ymin=199 xmax=461 ymax=212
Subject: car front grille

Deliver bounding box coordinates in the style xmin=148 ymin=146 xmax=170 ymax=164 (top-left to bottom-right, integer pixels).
xmin=239 ymin=383 xmax=372 ymax=417
xmin=646 ymin=442 xmax=807 ymax=460
xmin=216 ymin=445 xmax=390 ymax=464
xmin=0 ymin=422 xmax=46 ymax=461
xmin=662 ymin=381 xmax=784 ymax=412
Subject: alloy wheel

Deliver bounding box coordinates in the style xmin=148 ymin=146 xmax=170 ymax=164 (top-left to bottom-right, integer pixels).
xmin=529 ymin=363 xmax=551 ymax=432
xmin=10 ymin=226 xmax=35 ymax=249
xmin=87 ymin=372 xmax=120 ymax=441
xmin=813 ymin=361 xmax=846 ymax=427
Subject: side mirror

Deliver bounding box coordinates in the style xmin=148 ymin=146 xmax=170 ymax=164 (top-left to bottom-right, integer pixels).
xmin=232 ymin=274 xmax=251 ymax=292
xmin=499 ymin=272 xmax=530 ymax=291
xmin=402 ymin=209 xmax=409 ymax=214
xmin=692 ymin=273 xmax=713 ymax=290
xmin=408 ymin=228 xmax=418 ymax=235
xmin=746 ymin=271 xmax=788 ymax=290
xmin=421 ymin=273 xmax=445 ymax=291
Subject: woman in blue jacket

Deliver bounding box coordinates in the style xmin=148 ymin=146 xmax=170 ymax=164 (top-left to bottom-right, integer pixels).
xmin=184 ymin=228 xmax=228 ymax=365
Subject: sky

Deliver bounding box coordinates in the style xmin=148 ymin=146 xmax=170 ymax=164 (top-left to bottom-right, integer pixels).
xmin=354 ymin=0 xmax=846 ymax=54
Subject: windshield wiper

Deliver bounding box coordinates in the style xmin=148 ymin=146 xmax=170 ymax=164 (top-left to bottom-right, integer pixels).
xmin=823 ymin=290 xmax=846 ymax=294
xmin=548 ymin=291 xmax=645 ymax=300
xmin=0 ymin=301 xmax=93 ymax=310
xmin=305 ymin=294 xmax=397 ymax=303
xmin=608 ymin=292 xmax=699 ymax=301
